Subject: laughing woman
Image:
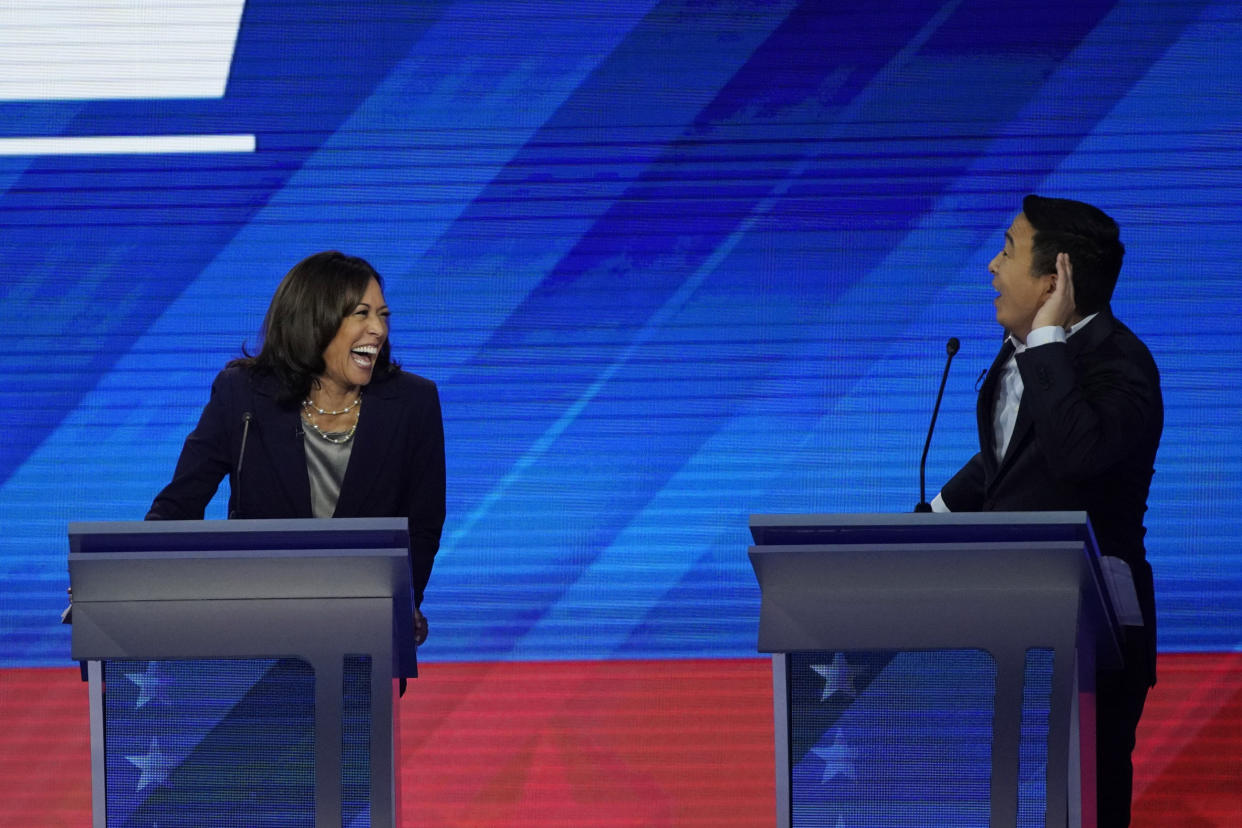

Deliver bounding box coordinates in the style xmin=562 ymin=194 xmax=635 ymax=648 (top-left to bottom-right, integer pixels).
xmin=146 ymin=251 xmax=445 ymax=644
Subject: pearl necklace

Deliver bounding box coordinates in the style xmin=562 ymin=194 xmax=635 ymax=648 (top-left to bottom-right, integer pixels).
xmin=301 ymin=396 xmax=361 ymax=444
xmin=303 ymin=395 xmax=361 ymax=416
xmin=302 ymin=414 xmax=358 ymax=444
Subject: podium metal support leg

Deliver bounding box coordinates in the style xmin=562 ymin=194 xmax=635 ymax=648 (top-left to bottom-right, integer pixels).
xmin=88 ymin=659 xmax=106 ymax=828
xmin=991 ymin=652 xmax=1024 ymax=828
xmin=313 ymin=657 xmax=344 ymax=828
xmin=772 ymin=654 xmax=790 ymax=828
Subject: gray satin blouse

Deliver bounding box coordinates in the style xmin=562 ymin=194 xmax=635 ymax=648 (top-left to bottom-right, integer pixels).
xmin=301 ymin=419 xmax=354 ymax=518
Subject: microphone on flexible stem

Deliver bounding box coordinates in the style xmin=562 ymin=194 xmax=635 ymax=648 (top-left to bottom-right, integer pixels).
xmin=230 ymin=411 xmax=253 ymax=519
xmin=915 ymin=337 xmax=959 ymax=513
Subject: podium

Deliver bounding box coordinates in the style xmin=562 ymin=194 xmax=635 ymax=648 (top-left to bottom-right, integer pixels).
xmin=748 ymin=512 xmax=1124 ymax=828
xmin=68 ymin=518 xmax=416 ymax=828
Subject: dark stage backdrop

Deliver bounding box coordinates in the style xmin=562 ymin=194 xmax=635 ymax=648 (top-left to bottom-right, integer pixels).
xmin=2 ymin=0 xmax=1240 ymax=822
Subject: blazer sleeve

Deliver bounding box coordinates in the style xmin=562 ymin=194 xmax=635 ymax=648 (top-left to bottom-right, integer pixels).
xmin=146 ymin=371 xmax=235 ymax=520
xmin=940 ymin=451 xmax=987 ymax=512
xmin=1015 ymin=339 xmax=1161 ymax=482
xmin=407 ymin=379 xmax=446 ymax=607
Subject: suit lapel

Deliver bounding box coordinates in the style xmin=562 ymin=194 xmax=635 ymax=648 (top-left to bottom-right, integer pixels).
xmin=251 ymin=374 xmax=313 ymax=517
xmin=333 ymin=375 xmax=398 ymax=517
xmin=999 ymin=395 xmax=1034 ymax=474
xmin=976 ymin=338 xmax=1014 ymax=475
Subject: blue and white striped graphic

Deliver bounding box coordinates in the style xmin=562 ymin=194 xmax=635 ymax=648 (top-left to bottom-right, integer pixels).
xmin=2 ymin=0 xmax=1240 ymax=671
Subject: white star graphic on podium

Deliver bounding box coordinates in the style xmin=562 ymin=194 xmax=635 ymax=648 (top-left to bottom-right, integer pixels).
xmin=812 ymin=728 xmax=858 ymax=783
xmin=810 ymin=653 xmax=857 ymax=700
xmin=125 ymin=663 xmax=172 ymax=708
xmin=127 ymin=737 xmax=176 ymax=791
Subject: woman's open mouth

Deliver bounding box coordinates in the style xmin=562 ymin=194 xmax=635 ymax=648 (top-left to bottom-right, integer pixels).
xmin=351 ymin=345 xmax=378 ymax=368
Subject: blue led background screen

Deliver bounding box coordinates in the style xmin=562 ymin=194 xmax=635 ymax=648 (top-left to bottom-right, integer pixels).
xmin=3 ymin=0 xmax=1240 ymax=677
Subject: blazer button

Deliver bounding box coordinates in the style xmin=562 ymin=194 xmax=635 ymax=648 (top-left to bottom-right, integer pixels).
xmin=1037 ymin=366 xmax=1051 ymax=387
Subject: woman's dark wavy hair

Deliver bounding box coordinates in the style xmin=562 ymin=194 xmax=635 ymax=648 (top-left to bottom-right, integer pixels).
xmin=1023 ymin=194 xmax=1125 ymax=317
xmin=231 ymin=251 xmax=397 ymax=403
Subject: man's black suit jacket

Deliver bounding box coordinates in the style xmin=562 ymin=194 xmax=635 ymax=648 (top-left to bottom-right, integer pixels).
xmin=941 ymin=308 xmax=1162 ymax=682
xmin=147 ymin=365 xmax=446 ymax=606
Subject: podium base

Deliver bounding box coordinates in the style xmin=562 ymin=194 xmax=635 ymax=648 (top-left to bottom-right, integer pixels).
xmin=91 ymin=657 xmax=374 ymax=827
xmin=775 ymin=648 xmax=1059 ymax=828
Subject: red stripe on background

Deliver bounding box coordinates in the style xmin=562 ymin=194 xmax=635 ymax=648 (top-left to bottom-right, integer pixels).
xmin=2 ymin=654 xmax=1240 ymax=827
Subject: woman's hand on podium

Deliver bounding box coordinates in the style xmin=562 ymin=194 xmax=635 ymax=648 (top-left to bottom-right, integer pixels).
xmin=414 ymin=606 xmax=428 ymax=646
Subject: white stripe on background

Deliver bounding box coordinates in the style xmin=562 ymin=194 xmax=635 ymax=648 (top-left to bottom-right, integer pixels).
xmin=0 ymin=134 xmax=255 ymax=155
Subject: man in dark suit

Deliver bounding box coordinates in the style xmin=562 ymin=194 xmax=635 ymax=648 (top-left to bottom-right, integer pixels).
xmin=935 ymin=195 xmax=1162 ymax=828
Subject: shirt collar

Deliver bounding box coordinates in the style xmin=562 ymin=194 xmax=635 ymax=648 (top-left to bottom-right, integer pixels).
xmin=1067 ymin=312 xmax=1098 ymax=337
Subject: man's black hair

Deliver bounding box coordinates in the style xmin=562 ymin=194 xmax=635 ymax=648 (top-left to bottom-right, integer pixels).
xmin=1023 ymin=194 xmax=1125 ymax=316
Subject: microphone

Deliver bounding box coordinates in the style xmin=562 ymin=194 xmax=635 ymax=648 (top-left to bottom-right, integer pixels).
xmin=915 ymin=337 xmax=959 ymax=513
xmin=230 ymin=412 xmax=253 ymax=519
